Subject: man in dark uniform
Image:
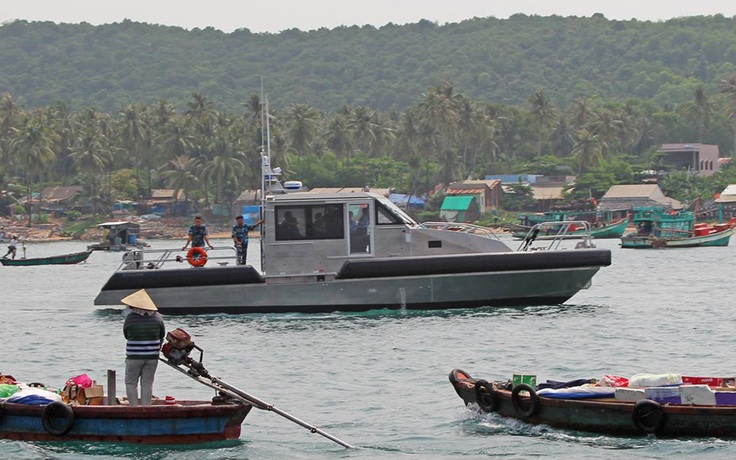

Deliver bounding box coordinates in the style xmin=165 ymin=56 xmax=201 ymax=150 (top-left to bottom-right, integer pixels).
xmin=232 ymin=215 xmax=264 ymax=265
xmin=182 ymin=216 xmax=214 ymax=251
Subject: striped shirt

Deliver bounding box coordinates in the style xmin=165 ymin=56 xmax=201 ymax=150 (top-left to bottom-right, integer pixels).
xmin=124 ymin=311 xmax=165 ymax=360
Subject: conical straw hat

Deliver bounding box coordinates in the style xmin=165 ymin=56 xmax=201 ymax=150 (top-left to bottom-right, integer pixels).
xmin=120 ymin=289 xmax=158 ymax=311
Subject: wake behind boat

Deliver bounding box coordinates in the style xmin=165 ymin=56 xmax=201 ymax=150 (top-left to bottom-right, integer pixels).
xmin=94 ymin=189 xmax=611 ymax=314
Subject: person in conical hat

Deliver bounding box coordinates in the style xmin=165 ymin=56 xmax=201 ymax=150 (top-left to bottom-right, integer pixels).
xmin=121 ymin=289 xmax=158 ymax=311
xmin=122 ymin=289 xmax=165 ymax=406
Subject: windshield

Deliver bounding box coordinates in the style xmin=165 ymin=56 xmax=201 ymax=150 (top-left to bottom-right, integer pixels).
xmin=375 ymin=196 xmax=418 ymax=226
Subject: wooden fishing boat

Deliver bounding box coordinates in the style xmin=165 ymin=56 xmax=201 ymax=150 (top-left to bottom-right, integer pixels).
xmin=0 ymin=398 xmax=251 ymax=443
xmin=449 ymin=369 xmax=736 ymax=438
xmin=0 ymin=249 xmax=92 ymax=266
xmin=620 ymin=206 xmax=736 ymax=249
xmin=511 ymin=210 xmax=629 ymax=240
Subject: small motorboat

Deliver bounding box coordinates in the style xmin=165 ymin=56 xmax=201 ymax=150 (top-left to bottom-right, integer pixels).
xmin=449 ymin=369 xmax=736 ymax=438
xmin=0 ymin=250 xmax=92 ymax=266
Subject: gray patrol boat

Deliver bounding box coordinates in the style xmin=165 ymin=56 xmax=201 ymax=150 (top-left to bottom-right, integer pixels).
xmin=94 ymin=190 xmax=611 ymax=314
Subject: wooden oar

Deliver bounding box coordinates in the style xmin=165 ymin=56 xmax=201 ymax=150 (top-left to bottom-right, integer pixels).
xmin=160 ymin=358 xmax=354 ymax=449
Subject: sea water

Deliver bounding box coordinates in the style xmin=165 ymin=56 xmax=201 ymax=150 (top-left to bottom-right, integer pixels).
xmin=1 ymin=237 xmax=735 ymax=459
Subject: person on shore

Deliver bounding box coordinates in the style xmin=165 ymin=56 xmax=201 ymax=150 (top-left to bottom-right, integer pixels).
xmin=2 ymin=235 xmax=18 ymax=259
xmin=182 ymin=216 xmax=214 ymax=251
xmin=122 ymin=289 xmax=165 ymax=406
xmin=232 ymin=215 xmax=264 ymax=265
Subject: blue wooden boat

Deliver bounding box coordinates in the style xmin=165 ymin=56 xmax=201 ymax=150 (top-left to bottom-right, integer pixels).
xmin=620 ymin=206 xmax=735 ymax=248
xmin=0 ymin=398 xmax=251 ymax=443
xmin=449 ymin=369 xmax=736 ymax=438
xmin=511 ymin=210 xmax=629 ymax=239
xmin=0 ymin=250 xmax=92 ymax=266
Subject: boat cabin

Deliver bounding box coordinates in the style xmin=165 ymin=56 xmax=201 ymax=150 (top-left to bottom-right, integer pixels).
xmin=90 ymin=221 xmax=141 ymax=251
xmin=262 ymin=192 xmax=507 ymax=275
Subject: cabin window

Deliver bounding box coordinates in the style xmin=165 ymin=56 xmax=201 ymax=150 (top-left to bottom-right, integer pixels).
xmin=275 ymin=205 xmax=344 ymax=241
xmin=376 ymin=201 xmax=402 ymax=225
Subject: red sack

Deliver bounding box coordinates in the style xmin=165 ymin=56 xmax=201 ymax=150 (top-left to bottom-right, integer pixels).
xmin=599 ymin=374 xmax=629 ymax=387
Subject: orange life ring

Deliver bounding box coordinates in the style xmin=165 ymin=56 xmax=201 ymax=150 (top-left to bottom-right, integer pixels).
xmin=186 ymin=247 xmax=208 ymax=267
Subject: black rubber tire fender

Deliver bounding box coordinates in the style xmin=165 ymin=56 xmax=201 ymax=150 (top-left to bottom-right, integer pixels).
xmin=41 ymin=401 xmax=75 ymax=436
xmin=632 ymin=399 xmax=666 ymax=434
xmin=511 ymin=383 xmax=539 ymax=417
xmin=474 ymin=379 xmax=499 ymax=412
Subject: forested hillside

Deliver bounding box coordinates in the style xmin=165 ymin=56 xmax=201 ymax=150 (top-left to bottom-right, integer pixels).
xmin=1 ymin=14 xmax=736 ymax=112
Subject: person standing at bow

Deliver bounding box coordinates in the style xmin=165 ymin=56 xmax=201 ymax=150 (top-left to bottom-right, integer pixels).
xmin=2 ymin=235 xmax=18 ymax=259
xmin=122 ymin=289 xmax=165 ymax=406
xmin=182 ymin=216 xmax=214 ymax=251
xmin=232 ymin=215 xmax=264 ymax=265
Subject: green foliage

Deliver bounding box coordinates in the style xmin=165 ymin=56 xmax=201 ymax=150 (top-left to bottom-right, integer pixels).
xmin=501 ymin=184 xmax=536 ymax=211
xmin=3 ymin=16 xmax=736 ymax=113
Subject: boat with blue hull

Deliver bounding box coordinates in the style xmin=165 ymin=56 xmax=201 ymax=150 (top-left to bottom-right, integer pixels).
xmin=0 ymin=399 xmax=251 ymax=444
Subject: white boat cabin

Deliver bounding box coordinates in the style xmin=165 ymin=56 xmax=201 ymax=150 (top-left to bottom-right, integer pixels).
xmin=262 ymin=192 xmax=508 ymax=276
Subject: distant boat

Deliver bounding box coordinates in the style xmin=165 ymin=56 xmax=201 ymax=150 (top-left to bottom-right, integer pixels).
xmin=620 ymin=206 xmax=736 ymax=249
xmin=510 ymin=209 xmax=629 ymax=240
xmin=0 ymin=250 xmax=92 ymax=266
xmin=87 ymin=221 xmax=145 ymax=252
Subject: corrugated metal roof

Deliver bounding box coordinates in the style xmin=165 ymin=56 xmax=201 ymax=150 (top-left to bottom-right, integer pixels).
xmin=446 ymin=188 xmax=484 ymax=195
xmin=602 ymin=184 xmax=661 ymax=199
xmin=532 ymin=186 xmax=565 ymax=200
xmin=717 ymin=184 xmax=736 ymax=203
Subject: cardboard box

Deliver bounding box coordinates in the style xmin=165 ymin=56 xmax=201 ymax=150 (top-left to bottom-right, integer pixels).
xmin=679 ymin=385 xmax=716 ymax=405
xmin=614 ymin=387 xmax=646 ymax=402
xmin=512 ymin=373 xmax=537 ymax=388
xmin=645 ymin=386 xmax=681 ymax=404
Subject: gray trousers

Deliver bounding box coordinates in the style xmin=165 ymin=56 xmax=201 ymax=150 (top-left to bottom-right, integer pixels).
xmin=125 ymin=358 xmax=158 ymax=405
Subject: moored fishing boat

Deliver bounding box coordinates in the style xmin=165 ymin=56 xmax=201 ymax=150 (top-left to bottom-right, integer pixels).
xmin=620 ymin=206 xmax=736 ymax=248
xmin=0 ymin=249 xmax=92 ymax=266
xmin=510 ymin=210 xmax=629 ymax=240
xmin=449 ymin=369 xmax=736 ymax=438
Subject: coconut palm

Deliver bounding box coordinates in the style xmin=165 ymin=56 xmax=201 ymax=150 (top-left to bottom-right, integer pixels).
xmin=118 ymin=104 xmax=149 ymax=202
xmin=572 ymin=129 xmax=603 ymax=174
xmin=11 ymin=112 xmax=58 ymax=226
xmin=718 ymin=74 xmax=736 ymax=154
xmin=0 ymin=93 xmax=24 ymax=164
xmin=160 ymin=155 xmax=200 ymax=216
xmin=528 ymin=89 xmax=557 ymax=159
xmin=69 ymin=123 xmax=113 ymax=213
xmin=324 ymin=113 xmax=354 ymax=170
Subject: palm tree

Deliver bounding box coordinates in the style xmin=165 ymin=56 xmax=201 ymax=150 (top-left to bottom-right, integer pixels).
xmin=160 ymin=155 xmax=200 ymax=216
xmin=418 ymin=82 xmax=462 ymax=187
xmin=324 ymin=113 xmax=354 ymax=170
xmin=528 ymin=89 xmax=557 ymax=159
xmin=571 ymin=129 xmax=603 ymax=174
xmin=718 ymin=74 xmax=736 ymax=154
xmin=118 ymin=104 xmax=148 ymax=203
xmin=284 ymin=103 xmax=319 ymax=168
xmin=0 ymin=93 xmax=23 ymax=164
xmin=11 ymin=112 xmax=58 ymax=226
xmin=69 ymin=124 xmax=113 ymax=213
